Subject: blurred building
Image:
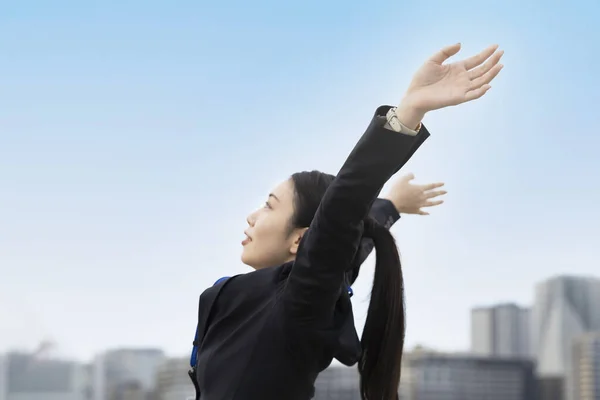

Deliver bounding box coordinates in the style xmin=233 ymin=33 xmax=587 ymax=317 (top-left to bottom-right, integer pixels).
xmin=0 ymin=351 xmax=86 ymax=400
xmin=532 ymin=276 xmax=600 ymax=400
xmin=570 ymin=332 xmax=600 ymax=400
xmin=0 ymin=354 xmax=6 ymax=400
xmin=471 ymin=303 xmax=531 ymax=358
xmin=399 ymin=348 xmax=536 ymax=400
xmin=108 ymin=381 xmax=145 ymax=400
xmin=154 ymin=357 xmax=195 ymax=400
xmin=536 ymin=377 xmax=563 ymax=400
xmin=314 ymin=365 xmax=361 ymax=400
xmin=91 ymin=348 xmax=165 ymax=400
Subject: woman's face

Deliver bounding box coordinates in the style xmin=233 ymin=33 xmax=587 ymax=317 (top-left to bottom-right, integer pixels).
xmin=241 ymin=179 xmax=304 ymax=270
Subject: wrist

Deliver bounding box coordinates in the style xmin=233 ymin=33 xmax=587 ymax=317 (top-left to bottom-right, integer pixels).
xmin=382 ymin=196 xmax=402 ymax=214
xmin=395 ymin=98 xmax=426 ymax=131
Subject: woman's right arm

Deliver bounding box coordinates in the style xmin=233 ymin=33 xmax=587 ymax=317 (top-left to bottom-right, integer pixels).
xmin=283 ymin=43 xmax=504 ymax=329
xmin=283 ymin=105 xmax=429 ymax=329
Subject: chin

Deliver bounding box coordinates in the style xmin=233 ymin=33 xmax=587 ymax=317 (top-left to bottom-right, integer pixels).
xmin=240 ymin=251 xmax=256 ymax=269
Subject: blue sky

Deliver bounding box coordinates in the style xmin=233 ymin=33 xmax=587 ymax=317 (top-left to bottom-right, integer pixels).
xmin=1 ymin=0 xmax=599 ymax=361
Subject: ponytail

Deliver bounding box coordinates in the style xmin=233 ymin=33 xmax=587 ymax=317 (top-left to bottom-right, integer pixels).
xmin=358 ymin=218 xmax=406 ymax=400
xmin=289 ymin=171 xmax=406 ymax=398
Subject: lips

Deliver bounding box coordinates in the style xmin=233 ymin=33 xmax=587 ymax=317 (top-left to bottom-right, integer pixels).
xmin=242 ymin=232 xmax=252 ymax=246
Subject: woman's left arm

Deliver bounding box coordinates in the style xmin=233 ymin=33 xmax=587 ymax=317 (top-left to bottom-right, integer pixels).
xmin=347 ymin=176 xmax=446 ymax=285
xmin=345 ymin=198 xmax=399 ymax=286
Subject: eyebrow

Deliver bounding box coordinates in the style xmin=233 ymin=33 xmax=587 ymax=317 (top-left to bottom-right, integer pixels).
xmin=268 ymin=193 xmax=280 ymax=202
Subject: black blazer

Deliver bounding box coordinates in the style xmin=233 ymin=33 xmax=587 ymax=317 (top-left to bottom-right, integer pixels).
xmin=192 ymin=106 xmax=429 ymax=399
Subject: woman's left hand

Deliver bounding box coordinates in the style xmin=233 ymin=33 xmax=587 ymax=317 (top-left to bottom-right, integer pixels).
xmin=383 ymin=173 xmax=446 ymax=216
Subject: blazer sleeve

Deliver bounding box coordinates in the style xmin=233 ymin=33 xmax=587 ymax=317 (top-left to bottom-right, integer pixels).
xmin=282 ymin=105 xmax=430 ymax=328
xmin=346 ymin=198 xmax=400 ymax=286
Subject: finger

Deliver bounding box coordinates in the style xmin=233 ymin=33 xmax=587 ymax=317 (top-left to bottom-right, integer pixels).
xmin=401 ymin=173 xmax=415 ymax=182
xmin=428 ymin=43 xmax=461 ymax=64
xmin=470 ymin=63 xmax=503 ymax=91
xmin=468 ymin=50 xmax=504 ymax=80
xmin=422 ymin=200 xmax=444 ymax=207
xmin=417 ymin=210 xmax=430 ymax=216
xmin=463 ymin=44 xmax=499 ymax=70
xmin=422 ymin=182 xmax=445 ymax=191
xmin=425 ymin=190 xmax=447 ymax=199
xmin=464 ymin=84 xmax=492 ymax=102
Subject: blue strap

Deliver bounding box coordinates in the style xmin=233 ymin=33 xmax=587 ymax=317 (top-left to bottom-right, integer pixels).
xmin=190 ymin=276 xmax=230 ymax=368
xmin=213 ymin=277 xmax=230 ymax=286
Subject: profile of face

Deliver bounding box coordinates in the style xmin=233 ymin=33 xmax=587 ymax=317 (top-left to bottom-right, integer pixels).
xmin=241 ymin=179 xmax=306 ymax=270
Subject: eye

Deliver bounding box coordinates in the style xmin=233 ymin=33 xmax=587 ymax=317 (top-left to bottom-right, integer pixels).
xmin=264 ymin=201 xmax=272 ymax=209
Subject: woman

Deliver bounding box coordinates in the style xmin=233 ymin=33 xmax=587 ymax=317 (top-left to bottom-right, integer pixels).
xmin=189 ymin=174 xmax=445 ymax=380
xmin=197 ymin=173 xmax=446 ymax=292
xmin=190 ymin=43 xmax=504 ymax=400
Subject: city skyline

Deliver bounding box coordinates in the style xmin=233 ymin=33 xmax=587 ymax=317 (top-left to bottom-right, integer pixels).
xmin=0 ymin=343 xmax=549 ymax=400
xmin=2 ymin=273 xmax=597 ymax=363
xmin=2 ymin=0 xmax=599 ymax=361
xmin=3 ymin=278 xmax=600 ymax=400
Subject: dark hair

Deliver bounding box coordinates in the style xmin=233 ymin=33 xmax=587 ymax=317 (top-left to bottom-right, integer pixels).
xmin=290 ymin=171 xmax=406 ymax=400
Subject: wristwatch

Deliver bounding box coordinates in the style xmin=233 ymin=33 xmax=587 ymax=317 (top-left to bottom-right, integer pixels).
xmin=385 ymin=107 xmax=420 ymax=136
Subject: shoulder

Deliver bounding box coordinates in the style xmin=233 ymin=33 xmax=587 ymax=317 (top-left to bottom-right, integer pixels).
xmin=213 ymin=276 xmax=230 ymax=286
xmin=199 ymin=264 xmax=291 ymax=303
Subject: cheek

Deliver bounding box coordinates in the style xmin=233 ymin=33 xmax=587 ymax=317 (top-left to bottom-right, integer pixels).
xmin=254 ymin=224 xmax=285 ymax=253
xmin=257 ymin=213 xmax=288 ymax=241
xmin=243 ymin=219 xmax=290 ymax=262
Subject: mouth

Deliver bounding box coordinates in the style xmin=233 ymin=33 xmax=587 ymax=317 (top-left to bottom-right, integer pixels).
xmin=242 ymin=232 xmax=252 ymax=246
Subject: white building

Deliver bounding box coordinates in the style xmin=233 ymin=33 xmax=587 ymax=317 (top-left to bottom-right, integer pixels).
xmin=471 ymin=303 xmax=531 ymax=358
xmin=532 ymin=276 xmax=600 ymax=400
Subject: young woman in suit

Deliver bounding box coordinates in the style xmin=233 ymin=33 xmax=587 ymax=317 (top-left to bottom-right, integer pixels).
xmin=190 ymin=43 xmax=504 ymax=400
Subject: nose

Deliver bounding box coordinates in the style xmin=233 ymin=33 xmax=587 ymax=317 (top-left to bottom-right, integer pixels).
xmin=247 ymin=210 xmax=258 ymax=227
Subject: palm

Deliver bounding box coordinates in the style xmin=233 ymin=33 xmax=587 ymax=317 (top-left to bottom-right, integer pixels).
xmin=406 ymin=44 xmax=504 ymax=111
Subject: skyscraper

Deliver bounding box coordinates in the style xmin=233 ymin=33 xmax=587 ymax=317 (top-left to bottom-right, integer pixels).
xmin=570 ymin=332 xmax=600 ymax=400
xmin=470 ymin=303 xmax=531 ymax=358
xmin=532 ymin=275 xmax=600 ymax=400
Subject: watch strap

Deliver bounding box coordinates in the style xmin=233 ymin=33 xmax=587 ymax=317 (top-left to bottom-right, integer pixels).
xmin=385 ymin=107 xmax=421 ymax=136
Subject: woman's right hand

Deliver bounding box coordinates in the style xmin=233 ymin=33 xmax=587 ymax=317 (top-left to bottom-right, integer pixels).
xmin=396 ymin=43 xmax=504 ymax=129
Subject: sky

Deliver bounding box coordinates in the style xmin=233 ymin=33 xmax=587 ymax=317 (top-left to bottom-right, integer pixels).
xmin=1 ymin=0 xmax=599 ymax=362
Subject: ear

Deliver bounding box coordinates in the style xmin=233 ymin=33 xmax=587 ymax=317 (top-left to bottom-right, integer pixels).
xmin=289 ymin=227 xmax=309 ymax=256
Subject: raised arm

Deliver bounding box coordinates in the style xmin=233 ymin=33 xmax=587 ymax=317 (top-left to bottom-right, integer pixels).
xmin=283 ymin=106 xmax=429 ymax=326
xmin=347 ymin=176 xmax=446 ymax=285
xmin=284 ymin=43 xmax=504 ymax=328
